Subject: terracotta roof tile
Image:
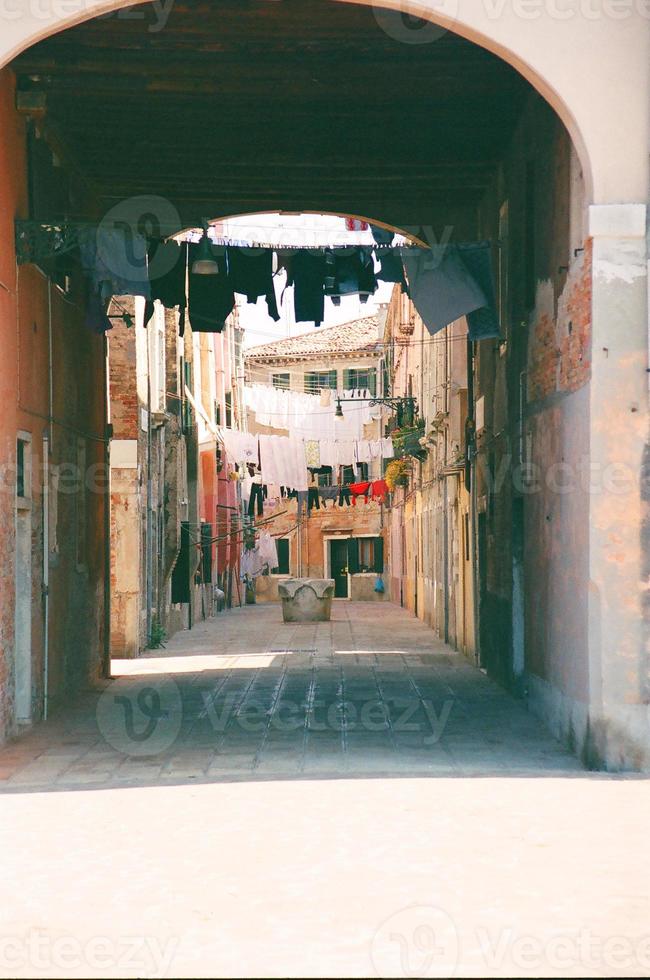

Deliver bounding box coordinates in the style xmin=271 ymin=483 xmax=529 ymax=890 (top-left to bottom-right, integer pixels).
xmin=245 ymin=315 xmax=381 ymax=361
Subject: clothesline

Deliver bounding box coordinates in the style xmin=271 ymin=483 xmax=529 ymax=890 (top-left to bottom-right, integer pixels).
xmin=218 ymin=424 xmax=395 ymax=494
xmin=78 ymin=223 xmax=501 ymax=343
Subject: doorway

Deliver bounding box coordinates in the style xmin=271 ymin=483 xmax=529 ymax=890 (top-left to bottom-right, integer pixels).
xmin=330 ymin=539 xmax=349 ymax=598
xmin=15 ymin=433 xmax=32 ymax=724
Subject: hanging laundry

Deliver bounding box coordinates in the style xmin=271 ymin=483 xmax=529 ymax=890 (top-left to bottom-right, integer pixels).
xmin=328 ymin=246 xmax=376 ymax=300
xmin=402 ymin=244 xmax=487 ymax=335
xmin=457 ymin=241 xmax=501 ymax=341
xmin=286 ymin=250 xmax=326 ymax=326
xmin=345 ymin=218 xmax=369 ymax=232
xmin=148 ymin=239 xmax=187 ymax=310
xmin=188 ymin=242 xmax=234 ymax=333
xmin=259 ymin=434 xmax=308 ymax=492
xmin=247 ymin=466 xmax=265 ymax=518
xmin=381 ymin=437 xmax=395 ymax=459
xmin=320 ymin=486 xmax=339 ymax=507
xmin=370 ymin=479 xmax=390 ymax=504
xmin=258 ymin=532 xmax=278 ymax=571
xmin=228 ymin=246 xmax=280 ymax=321
xmin=376 ymin=246 xmax=408 ymax=288
xmin=371 ymin=226 xmax=395 ymax=246
xmin=349 ymin=480 xmax=372 ymax=505
xmin=355 ymin=440 xmax=372 ymax=464
xmin=79 ymin=226 xmax=151 ymax=302
xmin=337 ymin=486 xmax=352 ymax=507
xmin=218 ymin=429 xmax=258 ymax=467
xmin=305 ymin=440 xmax=320 ymax=468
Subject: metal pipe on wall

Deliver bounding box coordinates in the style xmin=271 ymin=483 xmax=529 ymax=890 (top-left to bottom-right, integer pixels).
xmin=42 ymin=278 xmax=53 ymax=719
xmin=42 ymin=431 xmax=49 ymax=721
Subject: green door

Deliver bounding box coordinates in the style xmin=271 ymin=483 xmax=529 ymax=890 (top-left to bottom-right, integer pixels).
xmin=330 ymin=539 xmax=349 ymax=598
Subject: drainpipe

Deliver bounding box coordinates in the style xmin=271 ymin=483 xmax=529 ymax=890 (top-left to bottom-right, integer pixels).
xmin=42 ymin=431 xmax=49 ymax=720
xmin=467 ymin=338 xmax=480 ymax=664
xmin=146 ymin=322 xmax=153 ymax=647
xmin=103 ymin=334 xmax=112 ymax=679
xmin=42 ymin=279 xmax=54 ymax=719
xmin=442 ymin=327 xmax=450 ymax=644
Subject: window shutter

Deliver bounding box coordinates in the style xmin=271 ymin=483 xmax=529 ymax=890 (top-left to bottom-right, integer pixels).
xmin=172 ymin=522 xmax=191 ymax=603
xmin=373 ymin=536 xmax=384 ymax=573
xmin=347 ymin=538 xmax=360 ymax=575
xmin=201 ymin=523 xmax=213 ymax=584
xmin=343 ymin=368 xmax=352 ymax=390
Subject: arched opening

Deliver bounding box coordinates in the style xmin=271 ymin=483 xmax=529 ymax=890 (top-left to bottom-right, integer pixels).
xmin=3 ymin=0 xmax=646 ymax=778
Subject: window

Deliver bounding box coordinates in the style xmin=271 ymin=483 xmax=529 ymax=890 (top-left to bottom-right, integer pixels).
xmin=352 ymin=536 xmax=384 ymax=574
xmin=310 ymin=466 xmax=332 ymax=487
xmin=304 ymin=370 xmax=337 ymax=393
xmin=271 ymin=538 xmax=290 ymax=575
xmin=225 ymin=391 xmax=232 ymax=428
xmin=16 ymin=438 xmax=27 ymax=498
xmin=272 ymin=373 xmax=290 ymax=390
xmin=343 ymin=367 xmax=377 ymax=396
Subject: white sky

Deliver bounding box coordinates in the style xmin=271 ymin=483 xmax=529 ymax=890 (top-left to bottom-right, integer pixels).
xmin=217 ymin=213 xmax=397 ymax=350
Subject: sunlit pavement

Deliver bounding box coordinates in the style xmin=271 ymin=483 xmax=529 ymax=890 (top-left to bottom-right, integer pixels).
xmin=0 ymin=603 xmax=647 ymax=978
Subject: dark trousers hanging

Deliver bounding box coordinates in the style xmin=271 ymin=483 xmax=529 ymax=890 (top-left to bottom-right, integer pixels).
xmin=308 ymin=487 xmax=321 ymax=512
xmin=248 ymin=484 xmax=264 ymax=517
xmin=337 ymin=487 xmax=351 ymax=507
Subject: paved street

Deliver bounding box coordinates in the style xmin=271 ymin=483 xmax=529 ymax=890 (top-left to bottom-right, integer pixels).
xmin=0 ymin=602 xmax=648 ymax=978
xmin=0 ymin=602 xmax=583 ymax=785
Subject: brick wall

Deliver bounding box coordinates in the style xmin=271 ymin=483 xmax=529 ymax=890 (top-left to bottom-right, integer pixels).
xmin=528 ymin=239 xmax=592 ymax=402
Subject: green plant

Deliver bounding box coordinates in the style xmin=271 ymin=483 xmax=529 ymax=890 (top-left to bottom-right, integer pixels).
xmin=148 ymin=616 xmax=167 ymax=649
xmin=392 ymin=418 xmax=427 ymax=461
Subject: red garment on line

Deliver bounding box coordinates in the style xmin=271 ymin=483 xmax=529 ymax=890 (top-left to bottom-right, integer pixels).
xmin=349 ymin=481 xmax=371 ymax=505
xmin=370 ymin=479 xmax=389 ymax=504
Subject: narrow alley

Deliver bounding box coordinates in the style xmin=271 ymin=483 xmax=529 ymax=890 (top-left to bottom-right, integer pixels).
xmin=0 ymin=602 xmax=581 ymax=786
xmin=0 ymin=1 xmax=649 ymax=977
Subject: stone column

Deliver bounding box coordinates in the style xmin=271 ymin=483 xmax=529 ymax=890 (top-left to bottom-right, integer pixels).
xmin=587 ymin=203 xmax=648 ymax=769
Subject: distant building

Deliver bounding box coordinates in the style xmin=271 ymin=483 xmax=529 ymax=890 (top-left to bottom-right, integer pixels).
xmin=244 ymin=314 xmax=390 ymax=602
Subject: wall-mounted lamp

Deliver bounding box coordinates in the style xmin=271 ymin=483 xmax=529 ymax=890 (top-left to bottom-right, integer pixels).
xmin=335 ymin=397 xmax=344 ymax=418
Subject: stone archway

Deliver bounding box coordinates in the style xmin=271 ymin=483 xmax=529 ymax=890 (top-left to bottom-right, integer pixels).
xmin=1 ymin=0 xmax=648 ymax=205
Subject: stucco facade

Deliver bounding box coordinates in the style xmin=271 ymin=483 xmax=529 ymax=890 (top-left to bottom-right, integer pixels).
xmin=245 ymin=315 xmax=389 ymax=603
xmin=0 ymin=70 xmax=108 ymax=740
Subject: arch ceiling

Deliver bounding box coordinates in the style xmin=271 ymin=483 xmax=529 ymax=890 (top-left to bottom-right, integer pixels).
xmin=12 ymin=0 xmax=538 ymax=233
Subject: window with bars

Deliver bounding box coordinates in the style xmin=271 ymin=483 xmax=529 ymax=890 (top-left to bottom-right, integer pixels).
xmin=272 ymin=373 xmax=290 ymax=390
xmin=304 ymin=370 xmax=337 ymax=393
xmin=343 ymin=367 xmax=377 ymax=396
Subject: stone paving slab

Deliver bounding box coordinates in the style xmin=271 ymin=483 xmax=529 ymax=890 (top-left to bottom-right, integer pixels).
xmin=0 ymin=602 xmax=584 ymax=790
